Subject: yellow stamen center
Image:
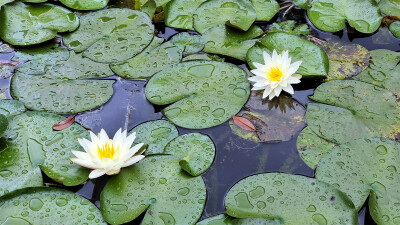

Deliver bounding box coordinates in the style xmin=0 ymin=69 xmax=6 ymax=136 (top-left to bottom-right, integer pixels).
xmin=265 ymin=66 xmax=283 ymax=81
xmin=97 ymin=140 xmax=118 ymax=160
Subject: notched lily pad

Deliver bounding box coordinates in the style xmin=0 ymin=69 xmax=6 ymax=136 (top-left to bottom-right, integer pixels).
xmin=129 ymin=119 xmax=179 ymax=155
xmin=0 ymin=187 xmax=106 ymax=224
xmin=60 ymin=0 xmax=109 ymax=10
xmin=100 ymin=155 xmax=206 ymax=225
xmin=0 ymin=2 xmax=79 ymax=46
xmin=269 ymin=20 xmax=310 ymax=36
xmin=197 ymin=214 xmax=277 ymax=225
xmin=225 ymin=173 xmax=358 ymax=224
xmin=251 ymin=0 xmax=278 ymax=21
xmin=146 ymin=60 xmax=250 ymax=129
xmin=170 ymin=32 xmax=205 ymax=55
xmin=165 ymin=0 xmax=208 ymax=29
xmin=63 ymin=8 xmax=154 ymax=63
xmin=164 ymin=133 xmax=215 ymax=176
xmin=390 ymin=21 xmax=400 ymax=39
xmin=379 ymin=0 xmax=400 ymax=17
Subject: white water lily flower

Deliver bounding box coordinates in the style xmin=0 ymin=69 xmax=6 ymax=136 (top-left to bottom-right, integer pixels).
xmin=71 ymin=129 xmax=145 ymax=179
xmin=249 ymin=50 xmax=302 ymax=100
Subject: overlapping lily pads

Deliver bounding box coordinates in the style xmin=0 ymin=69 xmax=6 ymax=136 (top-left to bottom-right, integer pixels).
xmin=269 ymin=20 xmax=310 ymax=36
xmin=101 ymin=155 xmax=206 ymax=225
xmin=60 ymin=0 xmax=109 ymax=10
xmin=0 ymin=187 xmax=106 ymax=224
xmin=63 ymin=8 xmax=154 ymax=63
xmin=197 ymin=214 xmax=277 ymax=225
xmin=0 ymin=2 xmax=79 ymax=46
xmin=146 ymin=60 xmax=250 ymax=129
xmin=165 ymin=0 xmax=208 ymax=29
xmin=251 ymin=0 xmax=279 ymax=21
xmin=170 ymin=32 xmax=205 ymax=55
xmin=225 ymin=173 xmax=358 ymax=224
xmin=378 ymin=0 xmax=400 ymax=17
xmin=0 ymin=99 xmax=25 ymax=117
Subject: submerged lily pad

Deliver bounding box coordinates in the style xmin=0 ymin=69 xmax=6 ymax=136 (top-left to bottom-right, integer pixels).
xmin=230 ymin=92 xmax=306 ymax=143
xmin=111 ymin=42 xmax=182 ymax=79
xmin=164 ymin=133 xmax=215 ymax=176
xmin=0 ymin=112 xmax=90 ymax=197
xmin=311 ymin=38 xmax=370 ymax=80
xmin=165 ymin=0 xmax=207 ymax=29
xmin=307 ymin=0 xmax=382 ymax=33
xmin=170 ymin=33 xmax=205 ymax=55
xmin=0 ymin=2 xmax=79 ymax=46
xmin=193 ymin=0 xmax=257 ymax=33
xmin=306 ymin=80 xmax=400 ymax=144
xmin=146 ymin=61 xmax=250 ymax=129
xmin=296 ymin=126 xmax=336 ymax=169
xmin=0 ymin=41 xmax=13 ymax=53
xmin=390 ymin=21 xmax=400 ymax=39
xmin=101 ymin=155 xmax=206 ymax=225
xmin=225 ymin=173 xmax=358 ymax=224
xmin=0 ymin=187 xmax=106 ymax=224
xmin=63 ymin=8 xmax=154 ymax=63
xmin=60 ymin=0 xmax=109 ymax=10
xmin=203 ymin=25 xmax=263 ymax=61
xmin=269 ymin=20 xmax=310 ymax=36
xmin=129 ymin=119 xmax=179 ymax=155
xmin=197 ymin=214 xmax=277 ymax=225
xmin=378 ymin=0 xmax=400 ymax=17
xmin=316 ymin=138 xmax=400 ymax=224
xmin=247 ymin=32 xmax=329 ymax=76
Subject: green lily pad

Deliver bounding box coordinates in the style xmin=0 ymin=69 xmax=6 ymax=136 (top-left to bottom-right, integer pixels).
xmin=165 ymin=0 xmax=207 ymax=29
xmin=0 ymin=62 xmax=14 ymax=79
xmin=111 ymin=42 xmax=182 ymax=79
xmin=0 ymin=100 xmax=26 ymax=117
xmin=129 ymin=119 xmax=179 ymax=155
xmin=170 ymin=33 xmax=205 ymax=55
xmin=225 ymin=173 xmax=358 ymax=224
xmin=100 ymin=155 xmax=206 ymax=225
xmin=182 ymin=53 xmax=225 ymax=62
xmin=306 ymin=80 xmax=400 ymax=144
xmin=0 ymin=41 xmax=13 ymax=53
xmin=0 ymin=2 xmax=79 ymax=46
xmin=251 ymin=0 xmax=279 ymax=21
xmin=145 ymin=61 xmax=250 ymax=129
xmin=292 ymin=0 xmax=310 ymax=9
xmin=390 ymin=21 xmax=400 ymax=39
xmin=315 ymin=138 xmax=400 ymax=224
xmin=139 ymin=0 xmax=156 ymax=18
xmin=0 ymin=0 xmax=47 ymax=8
xmin=197 ymin=214 xmax=278 ymax=225
xmin=247 ymin=32 xmax=329 ymax=76
xmin=269 ymin=20 xmax=310 ymax=36
xmin=0 ymin=187 xmax=106 ymax=224
xmin=12 ymin=43 xmax=69 ymax=75
xmin=296 ymin=126 xmax=336 ymax=169
xmin=164 ymin=133 xmax=215 ymax=176
xmin=230 ymin=92 xmax=306 ymax=143
xmin=60 ymin=0 xmax=109 ymax=10
xmin=355 ymin=49 xmax=400 ymax=95
xmin=0 ymin=114 xmax=8 ymax=137
xmin=63 ymin=8 xmax=154 ymax=63
xmin=203 ymin=25 xmax=263 ymax=61
xmin=193 ymin=0 xmax=257 ymax=33
xmin=0 ymin=112 xmax=90 ymax=197
xmin=311 ymin=38 xmax=370 ymax=80
xmin=307 ymin=0 xmax=382 ymax=33
xmin=378 ymin=0 xmax=400 ymax=17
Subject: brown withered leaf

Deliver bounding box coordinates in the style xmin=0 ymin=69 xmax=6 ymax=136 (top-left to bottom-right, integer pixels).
xmin=232 ymin=115 xmax=256 ymax=132
xmin=52 ymin=115 xmax=76 ymax=131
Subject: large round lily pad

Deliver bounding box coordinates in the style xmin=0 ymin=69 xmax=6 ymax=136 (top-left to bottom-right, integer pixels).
xmin=316 ymin=138 xmax=400 ymax=224
xmin=197 ymin=214 xmax=277 ymax=225
xmin=60 ymin=0 xmax=109 ymax=10
xmin=307 ymin=0 xmax=382 ymax=33
xmin=145 ymin=61 xmax=250 ymax=129
xmin=164 ymin=133 xmax=215 ymax=176
xmin=100 ymin=155 xmax=206 ymax=225
xmin=0 ymin=2 xmax=79 ymax=46
xmin=129 ymin=119 xmax=179 ymax=155
xmin=306 ymin=80 xmax=400 ymax=144
xmin=251 ymin=0 xmax=279 ymax=21
xmin=0 ymin=187 xmax=106 ymax=224
xmin=63 ymin=8 xmax=154 ymax=63
xmin=247 ymin=32 xmax=329 ymax=77
xmin=225 ymin=173 xmax=358 ymax=224
xmin=0 ymin=112 xmax=90 ymax=197
xmin=165 ymin=0 xmax=208 ymax=29
xmin=193 ymin=0 xmax=256 ymax=33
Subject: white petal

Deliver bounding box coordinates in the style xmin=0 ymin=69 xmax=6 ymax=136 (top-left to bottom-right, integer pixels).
xmin=274 ymin=86 xmax=282 ymax=96
xmin=106 ymin=168 xmax=121 ymax=175
xmin=122 ymin=155 xmax=145 ymax=167
xmin=250 ymin=69 xmax=267 ymax=78
xmin=98 ymin=129 xmax=109 ymax=141
xmin=248 ymin=76 xmax=266 ymax=83
xmin=112 ymin=128 xmax=122 ymax=145
xmin=71 ymin=150 xmax=92 ymax=161
xmin=269 ymin=91 xmax=277 ymax=100
xmin=263 ymin=51 xmax=272 ymax=65
xmin=77 ymin=138 xmax=91 ymax=153
xmin=287 ymin=76 xmax=301 ymax=84
xmin=252 ymin=85 xmax=268 ymax=91
xmin=89 ymin=169 xmax=107 ymax=179
xmin=282 ymin=85 xmax=294 ymax=94
xmin=89 ymin=131 xmax=100 ymax=143
xmin=70 ymin=158 xmax=98 ymax=169
xmin=262 ymin=88 xmax=273 ymax=99
xmin=287 ymin=61 xmax=302 ymax=75
xmin=122 ymin=143 xmax=144 ymax=159
xmin=252 ymin=62 xmax=265 ymax=69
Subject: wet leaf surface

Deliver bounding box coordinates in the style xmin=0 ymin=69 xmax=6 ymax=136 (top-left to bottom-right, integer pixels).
xmin=0 ymin=114 xmax=8 ymax=137
xmin=170 ymin=32 xmax=205 ymax=55
xmin=378 ymin=0 xmax=400 ymax=17
xmin=60 ymin=0 xmax=109 ymax=10
xmin=165 ymin=0 xmax=207 ymax=29
xmin=0 ymin=99 xmax=25 ymax=117
xmin=197 ymin=214 xmax=277 ymax=225
xmin=390 ymin=21 xmax=400 ymax=39
xmin=269 ymin=20 xmax=310 ymax=36
xmin=251 ymin=0 xmax=279 ymax=21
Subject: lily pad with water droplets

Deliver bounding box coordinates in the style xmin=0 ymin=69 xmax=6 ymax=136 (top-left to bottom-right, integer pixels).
xmin=129 ymin=119 xmax=179 ymax=155
xmin=251 ymin=0 xmax=279 ymax=21
xmin=100 ymin=155 xmax=206 ymax=225
xmin=197 ymin=214 xmax=278 ymax=225
xmin=225 ymin=173 xmax=358 ymax=224
xmin=193 ymin=0 xmax=257 ymax=34
xmin=111 ymin=42 xmax=182 ymax=79
xmin=145 ymin=61 xmax=250 ymax=129
xmin=170 ymin=33 xmax=205 ymax=55
xmin=307 ymin=0 xmax=382 ymax=34
xmin=0 ymin=2 xmax=79 ymax=46
xmin=0 ymin=112 xmax=90 ymax=197
xmin=0 ymin=187 xmax=106 ymax=224
xmin=164 ymin=133 xmax=215 ymax=176
xmin=378 ymin=0 xmax=400 ymax=17
xmin=390 ymin=21 xmax=400 ymax=39
xmin=0 ymin=115 xmax=8 ymax=137
xmin=63 ymin=8 xmax=154 ymax=63
xmin=247 ymin=32 xmax=329 ymax=76
xmin=269 ymin=20 xmax=310 ymax=36
xmin=203 ymin=25 xmax=263 ymax=61
xmin=165 ymin=0 xmax=208 ymax=30
xmin=60 ymin=0 xmax=109 ymax=10
xmin=315 ymin=138 xmax=400 ymax=224
xmin=306 ymin=80 xmax=400 ymax=144
xmin=0 ymin=100 xmax=25 ymax=117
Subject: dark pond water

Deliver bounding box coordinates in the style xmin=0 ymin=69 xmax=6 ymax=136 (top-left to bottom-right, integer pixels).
xmin=1 ymin=3 xmax=400 ymax=225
